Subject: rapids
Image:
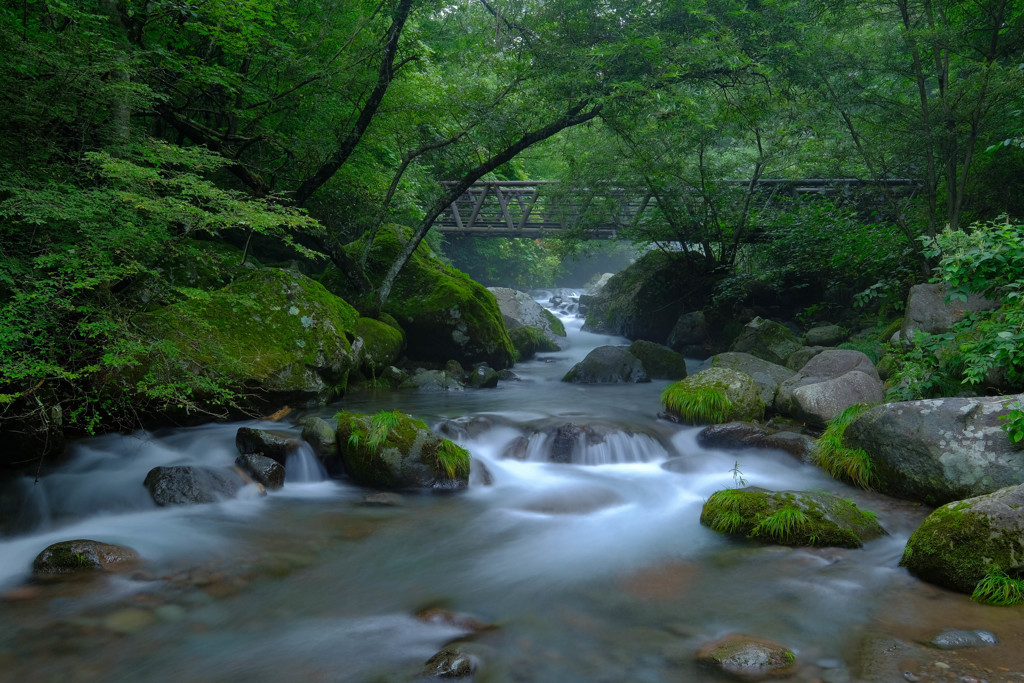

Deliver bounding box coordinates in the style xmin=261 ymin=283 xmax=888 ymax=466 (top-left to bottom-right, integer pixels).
xmin=0 ymin=290 xmax=1017 ymax=681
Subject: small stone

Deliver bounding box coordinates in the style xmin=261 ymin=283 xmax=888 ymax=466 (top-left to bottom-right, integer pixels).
xmin=695 ymin=633 xmax=798 ymax=679
xmin=929 ymin=629 xmax=998 ymax=650
xmin=423 ymin=646 xmax=477 ymax=679
xmin=104 ymin=608 xmax=156 ymax=635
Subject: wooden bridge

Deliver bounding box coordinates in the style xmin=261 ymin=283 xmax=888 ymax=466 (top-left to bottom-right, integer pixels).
xmin=433 ymin=179 xmax=920 ymax=239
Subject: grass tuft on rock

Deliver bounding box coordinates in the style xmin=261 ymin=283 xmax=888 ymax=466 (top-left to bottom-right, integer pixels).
xmin=813 ymin=403 xmax=875 ymax=488
xmin=661 ymin=385 xmax=733 ymax=425
xmin=972 ymin=569 xmax=1024 ymax=606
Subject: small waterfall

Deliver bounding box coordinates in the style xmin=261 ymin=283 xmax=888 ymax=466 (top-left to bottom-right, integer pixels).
xmin=505 ymin=427 xmax=667 ymax=465
xmin=285 ymin=442 xmax=328 ymax=483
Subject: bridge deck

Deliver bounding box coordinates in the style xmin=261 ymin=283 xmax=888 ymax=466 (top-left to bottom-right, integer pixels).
xmin=433 ymin=179 xmax=919 ymax=238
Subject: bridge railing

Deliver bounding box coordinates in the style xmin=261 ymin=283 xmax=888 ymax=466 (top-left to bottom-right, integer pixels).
xmin=433 ymin=179 xmax=920 ymax=238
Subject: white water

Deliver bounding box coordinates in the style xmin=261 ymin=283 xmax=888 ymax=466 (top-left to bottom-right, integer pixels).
xmin=0 ymin=291 xmax=955 ymax=682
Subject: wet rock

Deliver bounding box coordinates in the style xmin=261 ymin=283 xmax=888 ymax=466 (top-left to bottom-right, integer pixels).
xmin=488 ymin=287 xmax=567 ymax=348
xmin=845 ymin=395 xmax=1024 ymax=505
xmin=760 ymin=431 xmax=816 ymax=461
xmin=235 ymin=427 xmax=298 ymax=466
xmin=561 ymin=345 xmax=649 ymax=384
xmin=437 ymin=416 xmax=495 ymax=440
xmin=775 ymin=350 xmax=883 ymax=426
xmin=695 ymin=633 xmax=798 ymax=679
xmin=729 ymin=317 xmax=803 ymax=367
xmin=234 ymin=453 xmax=285 ymax=490
xmin=805 ymin=324 xmax=847 ymax=346
xmin=467 ymin=364 xmax=499 ymax=389
xmin=550 ymin=424 xmax=583 ymax=463
xmin=470 ymin=458 xmax=494 ymax=486
xmin=697 ymin=422 xmax=770 ymax=450
xmin=711 ymin=352 xmax=793 ymax=406
xmin=335 ymin=411 xmax=470 ymax=489
xmin=628 ymin=339 xmax=688 ymax=380
xmin=928 ymin=629 xmax=998 ymax=650
xmin=901 ymin=483 xmax=1024 ymax=594
xmin=497 ymin=369 xmax=519 ymax=381
xmin=701 ymin=487 xmax=886 ymax=548
xmin=143 ymin=465 xmax=259 ymax=506
xmin=422 ymin=645 xmax=477 ymax=679
xmin=33 ymin=540 xmax=140 ymax=577
xmin=661 ymin=367 xmax=765 ymax=425
xmin=299 ymin=416 xmax=338 ymax=460
xmin=445 ymin=360 xmax=467 ymax=382
xmin=403 ymin=369 xmax=466 ymax=392
xmin=502 ymin=436 xmax=529 ymax=460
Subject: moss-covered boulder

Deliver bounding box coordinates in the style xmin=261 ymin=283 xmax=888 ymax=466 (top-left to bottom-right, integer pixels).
xmin=33 ymin=540 xmax=140 ymax=578
xmin=332 ymin=410 xmax=470 ymax=489
xmin=582 ymin=251 xmax=713 ymax=342
xmin=141 ymin=268 xmax=359 ymax=407
xmin=700 ymin=488 xmax=886 ymax=548
xmin=660 ymin=367 xmax=764 ymax=425
xmin=353 ymin=316 xmax=404 ymax=377
xmin=327 ymin=225 xmax=515 ymax=370
xmin=900 ymin=484 xmax=1024 ymax=596
xmin=509 ymin=326 xmax=560 ymax=361
xmin=562 ymin=345 xmax=649 ymax=384
xmin=628 ymin=340 xmax=688 ymax=380
xmin=711 ymin=352 xmax=793 ymax=406
xmin=729 ymin=317 xmax=803 ymax=366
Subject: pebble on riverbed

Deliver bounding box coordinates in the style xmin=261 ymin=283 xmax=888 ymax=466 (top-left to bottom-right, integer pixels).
xmin=928 ymin=629 xmax=999 ymax=650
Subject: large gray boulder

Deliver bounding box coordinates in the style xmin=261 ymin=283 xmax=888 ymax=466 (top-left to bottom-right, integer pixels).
xmin=729 ymin=317 xmax=803 ymax=366
xmin=901 ymin=483 xmax=1024 ymax=595
xmin=805 ymin=324 xmax=846 ymax=346
xmin=562 ymin=346 xmax=649 ymax=384
xmin=775 ymin=350 xmax=883 ymax=426
xmin=488 ymin=287 xmax=567 ymax=349
xmin=711 ymin=352 xmax=793 ymax=406
xmin=900 ymin=283 xmax=997 ymax=339
xmin=845 ymin=396 xmax=1024 ymax=505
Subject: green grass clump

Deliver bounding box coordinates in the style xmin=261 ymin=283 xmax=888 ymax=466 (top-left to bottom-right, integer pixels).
xmin=435 ymin=440 xmax=471 ymax=480
xmin=813 ymin=403 xmax=875 ymax=488
xmin=348 ymin=409 xmax=404 ymax=451
xmin=972 ymin=569 xmax=1024 ymax=606
xmin=661 ymin=384 xmax=733 ymax=425
xmin=752 ymin=507 xmax=811 ymax=542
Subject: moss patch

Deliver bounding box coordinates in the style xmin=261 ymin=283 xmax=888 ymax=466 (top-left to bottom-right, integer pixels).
xmin=814 ymin=403 xmax=875 ymax=488
xmin=354 ymin=317 xmax=404 ymax=375
xmin=509 ymin=326 xmax=560 ymax=361
xmin=326 ymin=225 xmax=515 ymax=369
xmin=543 ymin=309 xmax=567 ymax=337
xmin=140 ymin=268 xmax=359 ymax=405
xmin=700 ymin=488 xmax=886 ymax=548
xmin=335 ymin=410 xmax=470 ymax=490
xmin=661 ymin=367 xmax=763 ymax=425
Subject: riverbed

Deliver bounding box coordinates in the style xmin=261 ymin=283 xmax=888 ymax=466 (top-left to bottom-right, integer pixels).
xmin=0 ymin=292 xmax=1020 ymax=682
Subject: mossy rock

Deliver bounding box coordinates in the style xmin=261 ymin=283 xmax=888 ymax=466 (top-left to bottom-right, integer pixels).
xmin=140 ymin=268 xmax=359 ymax=406
xmin=729 ymin=317 xmax=803 ymax=366
xmin=333 ymin=410 xmax=470 ymax=490
xmin=695 ymin=633 xmax=798 ymax=680
xmin=354 ymin=316 xmax=405 ymax=375
xmin=700 ymin=487 xmax=886 ymax=548
xmin=900 ymin=483 xmax=1024 ymax=595
xmin=660 ymin=367 xmax=764 ymax=425
xmin=326 ymin=225 xmax=515 ymax=370
xmin=509 ymin=326 xmax=560 ymax=361
xmin=33 ymin=540 xmax=140 ymax=577
xmin=628 ymin=340 xmax=687 ymax=380
xmin=543 ymin=309 xmax=566 ymax=337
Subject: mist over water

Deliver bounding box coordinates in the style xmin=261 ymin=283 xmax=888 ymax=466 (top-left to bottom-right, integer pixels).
xmin=0 ymin=290 xmax=946 ymax=681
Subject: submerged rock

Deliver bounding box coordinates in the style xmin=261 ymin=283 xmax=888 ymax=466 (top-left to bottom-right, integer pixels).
xmin=143 ymin=465 xmax=262 ymax=506
xmin=467 ymin=364 xmax=499 ymax=389
xmin=695 ymin=633 xmax=798 ymax=680
xmin=700 ymin=487 xmax=886 ymax=548
xmin=32 ymin=540 xmax=140 ymax=577
xmin=562 ymin=345 xmax=649 ymax=384
xmin=901 ymin=483 xmax=1024 ymax=594
xmin=695 ymin=422 xmax=813 ymax=458
xmin=844 ymin=395 xmax=1024 ymax=505
xmin=422 ymin=645 xmax=477 ymax=679
xmin=333 ymin=411 xmax=470 ymax=489
xmin=928 ymin=629 xmax=998 ymax=650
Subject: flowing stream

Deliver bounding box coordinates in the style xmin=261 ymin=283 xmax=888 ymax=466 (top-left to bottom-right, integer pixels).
xmin=0 ymin=291 xmax=1019 ymax=682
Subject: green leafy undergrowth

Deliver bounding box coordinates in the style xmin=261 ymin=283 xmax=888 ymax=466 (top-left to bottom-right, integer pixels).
xmin=813 ymin=403 xmax=875 ymax=489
